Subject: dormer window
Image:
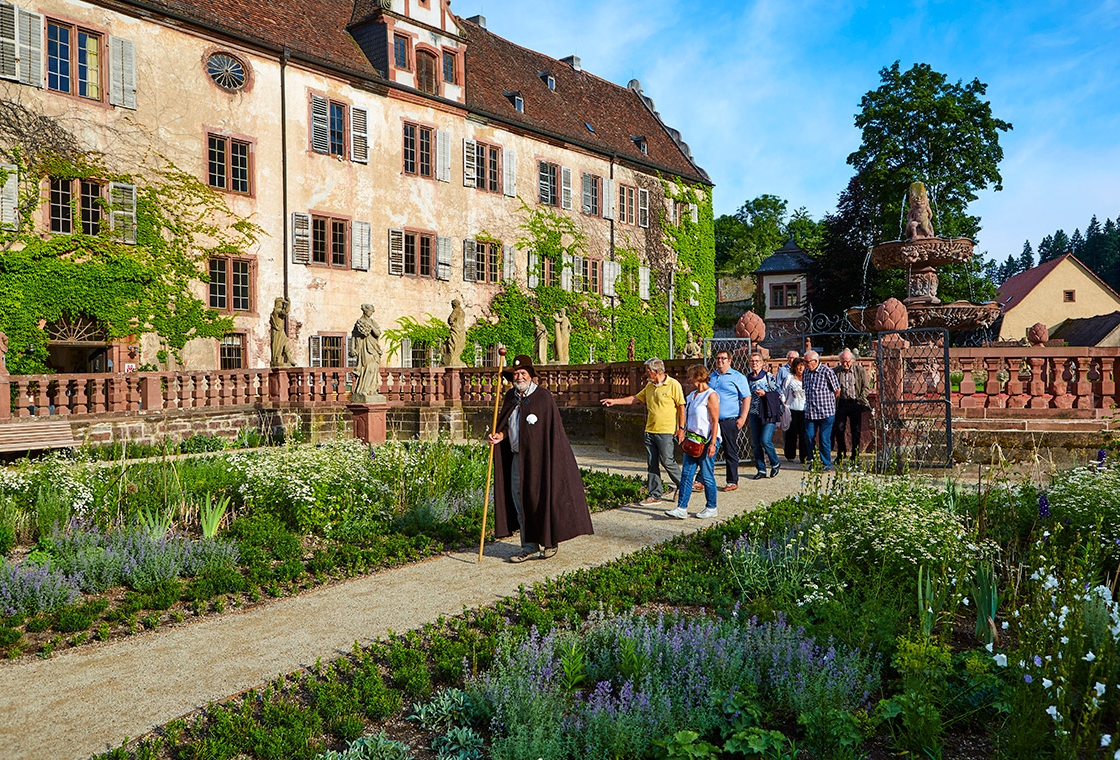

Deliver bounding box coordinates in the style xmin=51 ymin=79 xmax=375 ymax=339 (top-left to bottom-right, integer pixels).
xmin=539 ymin=71 xmax=556 ymax=91
xmin=585 ymin=122 xmax=595 ymax=133
xmin=505 ymin=90 xmax=524 ymax=113
xmin=631 ymin=135 xmax=647 ymax=154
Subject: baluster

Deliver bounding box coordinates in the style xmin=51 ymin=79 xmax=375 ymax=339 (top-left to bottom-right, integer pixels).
xmin=1050 ymin=357 xmax=1076 ymax=408
xmin=34 ymin=377 xmax=51 ymax=416
xmin=221 ymin=372 xmax=234 ymax=406
xmin=1098 ymin=356 xmax=1118 ymax=409
xmin=983 ymin=356 xmax=1005 ymax=408
xmin=1073 ymin=357 xmax=1094 ymax=409
xmin=52 ymin=378 xmax=70 ymax=416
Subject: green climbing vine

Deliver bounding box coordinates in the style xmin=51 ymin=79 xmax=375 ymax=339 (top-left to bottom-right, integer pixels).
xmin=661 ymin=177 xmax=716 ymax=356
xmin=382 ymin=314 xmax=449 ymax=365
xmin=0 ymin=113 xmax=261 ymax=374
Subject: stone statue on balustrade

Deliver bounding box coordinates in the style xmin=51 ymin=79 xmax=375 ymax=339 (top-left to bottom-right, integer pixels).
xmin=269 ymin=298 xmax=296 ymax=368
xmin=349 ymin=303 xmax=386 ymax=403
xmin=554 ymin=308 xmax=571 ymax=365
xmin=442 ymin=299 xmax=467 ymax=368
xmin=0 ymin=330 xmax=8 ymax=375
xmin=534 ymin=315 xmax=549 ymax=365
xmin=682 ymin=331 xmax=703 ymax=359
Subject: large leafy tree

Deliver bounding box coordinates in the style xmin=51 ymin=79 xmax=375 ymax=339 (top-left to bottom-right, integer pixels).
xmin=715 ymin=194 xmax=823 ymax=277
xmin=848 ymin=61 xmax=1012 ymax=242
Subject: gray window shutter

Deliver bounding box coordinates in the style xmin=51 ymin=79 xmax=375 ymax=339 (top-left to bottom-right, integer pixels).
xmin=603 ymin=260 xmax=620 ymax=297
xmin=0 ymin=163 xmax=17 ymax=230
xmin=310 ymin=94 xmax=329 ymax=154
xmin=561 ymin=254 xmax=573 ymax=291
xmin=581 ymin=173 xmax=592 ymax=213
xmin=436 ymin=130 xmax=451 ymax=182
xmin=561 ymin=166 xmax=572 ymax=210
xmin=602 ymin=178 xmax=615 ymax=220
xmin=309 ymin=335 xmax=322 ymax=367
xmin=639 ymin=265 xmax=651 ymax=300
xmin=16 ymin=9 xmax=40 ymax=87
xmin=108 ymin=182 xmax=137 ymax=244
xmin=503 ymin=149 xmax=516 ymax=196
xmin=346 ymin=336 xmax=358 ymax=367
xmin=108 ymin=36 xmax=136 ymax=109
xmin=537 ymin=161 xmax=549 ymax=204
xmin=502 ymin=244 xmax=516 ymax=281
xmin=350 ymin=220 xmax=371 ymax=270
xmin=463 ymin=138 xmax=477 ymax=187
xmin=400 ymin=337 xmax=412 ymax=368
xmin=291 ymin=212 xmax=311 ymax=264
xmin=388 ymin=228 xmax=404 ymax=275
xmin=528 ymin=252 xmax=540 ymax=289
xmin=436 ymin=235 xmax=452 ymax=280
xmin=638 ymin=188 xmax=649 ymax=228
xmin=462 ymin=239 xmax=477 ymax=282
xmin=350 ymin=106 xmax=369 ymax=163
xmin=0 ymin=5 xmax=16 ymax=81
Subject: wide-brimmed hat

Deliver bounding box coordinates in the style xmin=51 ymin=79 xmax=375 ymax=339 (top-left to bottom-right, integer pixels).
xmin=502 ymin=354 xmax=538 ymax=381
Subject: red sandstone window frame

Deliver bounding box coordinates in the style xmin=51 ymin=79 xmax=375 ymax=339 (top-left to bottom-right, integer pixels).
xmin=393 ymin=33 xmax=412 ymax=71
xmin=617 ymin=183 xmax=637 ymax=225
xmin=414 ymin=46 xmax=440 ymax=96
xmin=218 ymin=333 xmax=246 ymax=370
xmin=317 ymin=332 xmax=347 ymax=368
xmin=470 ymin=240 xmax=502 ymax=283
xmin=538 ymin=161 xmax=559 ymax=206
xmin=402 ymin=228 xmax=437 ymax=278
xmin=473 ymin=141 xmax=502 ymax=193
xmin=581 ymin=173 xmax=601 ymax=216
xmin=402 ymin=120 xmax=436 ymax=179
xmin=1063 ymin=290 xmax=1076 ymax=303
xmin=441 ymin=48 xmax=458 ymax=85
xmin=45 ymin=16 xmax=108 ymax=104
xmin=208 ymin=255 xmax=257 ymax=314
xmin=582 ymin=257 xmax=602 ymax=294
xmin=45 ymin=177 xmax=105 ymax=235
xmin=309 ymin=213 xmax=351 ymax=269
xmin=205 ymin=130 xmax=255 ymax=196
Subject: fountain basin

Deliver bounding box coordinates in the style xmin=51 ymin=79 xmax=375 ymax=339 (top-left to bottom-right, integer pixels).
xmin=871 ymin=237 xmax=976 ymax=270
xmin=847 ymin=300 xmax=1001 ymax=334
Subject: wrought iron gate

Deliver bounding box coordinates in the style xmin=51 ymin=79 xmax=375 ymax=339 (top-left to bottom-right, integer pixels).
xmin=874 ymin=328 xmax=953 ymax=472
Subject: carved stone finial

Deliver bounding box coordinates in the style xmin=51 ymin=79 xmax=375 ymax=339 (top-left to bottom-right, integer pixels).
xmin=874 ymin=298 xmax=909 ymax=332
xmin=734 ymin=311 xmax=766 ymax=343
xmin=1027 ymin=322 xmax=1049 ymax=346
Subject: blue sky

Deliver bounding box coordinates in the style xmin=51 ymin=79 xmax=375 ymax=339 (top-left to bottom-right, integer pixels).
xmin=462 ymin=0 xmax=1120 ymax=260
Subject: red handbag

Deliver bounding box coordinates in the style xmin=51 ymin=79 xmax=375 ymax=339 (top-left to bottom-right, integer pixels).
xmin=681 ymin=431 xmax=706 ymax=458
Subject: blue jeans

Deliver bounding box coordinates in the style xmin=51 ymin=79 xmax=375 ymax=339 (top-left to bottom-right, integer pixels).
xmin=677 ymin=449 xmax=717 ymax=512
xmin=748 ymin=414 xmax=778 ymax=474
xmin=805 ymin=415 xmax=835 ymax=469
xmin=644 ymin=432 xmax=682 ymax=498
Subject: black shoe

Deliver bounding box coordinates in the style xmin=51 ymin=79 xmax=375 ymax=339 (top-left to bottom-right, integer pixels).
xmin=752 ymin=472 xmax=767 ymax=480
xmin=769 ymin=463 xmax=780 ymax=478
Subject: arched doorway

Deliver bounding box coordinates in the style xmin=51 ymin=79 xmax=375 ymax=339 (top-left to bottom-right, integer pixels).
xmin=47 ymin=315 xmax=113 ymax=373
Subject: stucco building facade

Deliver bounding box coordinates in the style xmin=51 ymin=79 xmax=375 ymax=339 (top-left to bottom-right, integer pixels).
xmin=0 ymin=0 xmax=711 ymax=371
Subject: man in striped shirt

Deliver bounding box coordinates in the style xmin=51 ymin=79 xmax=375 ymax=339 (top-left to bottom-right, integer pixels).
xmin=802 ymin=350 xmax=840 ymax=470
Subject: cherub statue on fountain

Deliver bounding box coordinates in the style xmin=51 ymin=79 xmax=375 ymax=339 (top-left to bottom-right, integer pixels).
xmin=905 ymin=182 xmax=935 ymax=240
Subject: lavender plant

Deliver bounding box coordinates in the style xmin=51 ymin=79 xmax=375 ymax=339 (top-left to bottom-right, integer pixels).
xmin=0 ymin=559 xmax=81 ymax=616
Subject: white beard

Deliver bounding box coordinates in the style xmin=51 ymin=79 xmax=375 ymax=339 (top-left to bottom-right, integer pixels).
xmin=514 ymin=379 xmax=531 ymax=393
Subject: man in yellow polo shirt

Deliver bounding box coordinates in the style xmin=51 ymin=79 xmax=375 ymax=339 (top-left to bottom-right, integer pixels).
xmin=601 ymin=357 xmax=686 ymax=505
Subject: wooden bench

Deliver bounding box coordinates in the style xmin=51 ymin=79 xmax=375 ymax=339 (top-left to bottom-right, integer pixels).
xmin=0 ymin=420 xmax=78 ymax=453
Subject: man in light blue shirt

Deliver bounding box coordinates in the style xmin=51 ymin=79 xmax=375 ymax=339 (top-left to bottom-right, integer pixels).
xmin=707 ymin=349 xmax=751 ymax=490
xmin=776 ymin=350 xmax=799 ymax=391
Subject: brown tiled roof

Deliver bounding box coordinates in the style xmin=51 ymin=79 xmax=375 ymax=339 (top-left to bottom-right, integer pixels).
xmin=459 ymin=20 xmax=710 ymax=185
xmin=996 ymin=253 xmax=1068 ymax=311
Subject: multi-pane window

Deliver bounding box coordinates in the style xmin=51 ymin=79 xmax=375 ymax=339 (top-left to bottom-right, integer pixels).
xmin=321 ymin=335 xmax=344 ymax=367
xmin=470 ymin=241 xmax=501 ymax=283
xmin=442 ymin=51 xmax=456 ymax=83
xmin=207 ymin=135 xmax=251 ymax=194
xmin=50 ymin=178 xmax=105 ymax=234
xmin=80 ymin=180 xmax=102 ymax=235
xmin=770 ymin=283 xmax=799 ymax=309
xmin=209 ymin=258 xmax=253 ymax=312
xmin=394 ymin=35 xmax=410 ymax=69
xmin=538 ymin=161 xmax=558 ymax=206
xmin=582 ymin=258 xmax=601 ymax=294
xmin=403 ymin=123 xmax=433 ymax=177
xmin=329 ymin=102 xmax=346 ymax=157
xmin=47 ymin=22 xmax=102 ymax=100
xmin=416 ymin=51 xmax=438 ymax=95
xmin=49 ymin=179 xmax=72 ymax=234
xmin=474 ymin=143 xmax=501 ymax=192
xmin=311 ymin=216 xmax=348 ymax=267
xmin=403 ymin=231 xmax=435 ymax=277
xmin=581 ymin=173 xmax=600 ymax=215
xmin=618 ymin=184 xmax=637 ymax=224
xmin=219 ymin=334 xmax=245 ymax=370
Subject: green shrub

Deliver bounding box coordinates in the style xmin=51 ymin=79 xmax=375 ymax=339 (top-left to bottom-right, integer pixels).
xmin=145 ymin=579 xmax=183 ymax=610
xmin=0 ymin=626 xmax=23 ymax=648
xmin=0 ymin=524 xmax=15 ymax=557
xmin=54 ymin=598 xmax=109 ymax=633
xmin=180 ymin=434 xmax=226 ymax=454
xmin=185 ymin=565 xmax=246 ymax=602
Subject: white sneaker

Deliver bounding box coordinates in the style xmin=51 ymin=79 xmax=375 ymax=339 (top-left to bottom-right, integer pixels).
xmin=694 ymin=508 xmax=718 ymax=519
xmin=664 ymin=507 xmax=689 ymax=520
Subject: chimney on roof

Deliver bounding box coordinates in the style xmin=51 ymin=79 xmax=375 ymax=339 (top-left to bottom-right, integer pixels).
xmin=561 ymin=55 xmax=581 ymax=71
xmin=467 ymin=14 xmax=486 ymax=28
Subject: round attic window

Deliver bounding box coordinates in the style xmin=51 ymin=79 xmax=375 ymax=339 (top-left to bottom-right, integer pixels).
xmin=206 ymin=53 xmax=247 ymax=91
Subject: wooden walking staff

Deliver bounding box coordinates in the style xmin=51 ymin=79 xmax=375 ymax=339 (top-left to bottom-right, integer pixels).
xmin=478 ymin=347 xmax=507 ymax=562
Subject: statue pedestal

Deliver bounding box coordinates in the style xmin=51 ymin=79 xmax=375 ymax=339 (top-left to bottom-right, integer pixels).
xmin=348 ymin=403 xmax=388 ymax=444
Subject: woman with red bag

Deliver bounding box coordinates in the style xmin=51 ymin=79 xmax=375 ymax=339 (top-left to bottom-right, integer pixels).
xmin=665 ymin=364 xmax=722 ymax=520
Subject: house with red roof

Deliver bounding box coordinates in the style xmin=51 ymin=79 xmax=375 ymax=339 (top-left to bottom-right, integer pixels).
xmin=0 ymin=0 xmax=711 ymax=371
xmin=996 ymin=253 xmax=1120 ymax=343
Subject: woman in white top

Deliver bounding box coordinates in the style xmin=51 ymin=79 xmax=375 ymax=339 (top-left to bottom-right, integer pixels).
xmin=782 ymin=357 xmax=807 ymax=464
xmin=666 ymin=364 xmax=721 ymax=520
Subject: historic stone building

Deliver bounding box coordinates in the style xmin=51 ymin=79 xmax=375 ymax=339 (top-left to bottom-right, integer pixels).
xmin=0 ymin=0 xmax=711 ymax=371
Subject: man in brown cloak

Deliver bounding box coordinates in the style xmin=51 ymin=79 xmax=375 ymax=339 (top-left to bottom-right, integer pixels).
xmin=487 ymin=354 xmax=593 ymax=562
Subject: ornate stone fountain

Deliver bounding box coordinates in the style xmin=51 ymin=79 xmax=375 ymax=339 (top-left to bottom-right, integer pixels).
xmin=847 ymin=182 xmax=1001 ymax=336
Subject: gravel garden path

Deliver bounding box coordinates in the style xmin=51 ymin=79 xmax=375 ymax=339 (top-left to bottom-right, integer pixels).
xmin=0 ymin=446 xmax=806 ymax=760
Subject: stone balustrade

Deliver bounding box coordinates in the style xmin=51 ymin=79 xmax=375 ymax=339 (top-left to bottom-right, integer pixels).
xmin=2 ymin=349 xmax=1118 ymax=421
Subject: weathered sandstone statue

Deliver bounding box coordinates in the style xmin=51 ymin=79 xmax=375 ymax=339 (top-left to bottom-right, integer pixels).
xmin=269 ymin=298 xmax=295 ymax=367
xmin=905 ymin=181 xmax=935 ymax=241
xmin=349 ymin=303 xmax=385 ymax=403
xmin=534 ymin=315 xmax=549 ymax=365
xmin=554 ymin=308 xmax=571 ymax=365
xmin=443 ymin=299 xmax=467 ymax=367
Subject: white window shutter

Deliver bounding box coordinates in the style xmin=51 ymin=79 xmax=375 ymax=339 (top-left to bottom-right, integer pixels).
xmin=350 ymin=220 xmax=371 ymax=271
xmin=602 ymin=178 xmax=615 ymax=220
xmin=309 ymin=335 xmax=322 ymax=367
xmin=436 ymin=130 xmax=451 ymax=182
xmin=503 ymin=149 xmax=516 ymax=196
xmin=573 ymin=255 xmax=584 ymax=292
xmin=388 ymin=228 xmax=404 ymax=275
xmin=581 ymin=173 xmax=592 ymax=213
xmin=436 ymin=235 xmax=452 ymax=280
xmin=0 ymin=163 xmax=17 ymax=230
xmin=502 ymin=244 xmax=516 ymax=281
xmin=400 ymin=337 xmax=412 ymax=368
xmin=346 ymin=336 xmax=358 ymax=367
xmin=690 ymin=280 xmax=700 ymax=307
xmin=16 ymin=9 xmax=41 ymax=87
xmin=291 ymin=212 xmax=311 ymax=264
xmin=0 ymin=5 xmax=16 ymax=81
xmin=462 ymin=239 xmax=477 ymax=282
xmin=561 ymin=254 xmax=573 ymax=291
xmin=108 ymin=182 xmax=137 ymax=244
xmin=350 ymin=106 xmax=369 ymax=163
xmin=108 ymin=37 xmax=136 ymax=109
xmin=528 ymin=252 xmax=540 ymax=289
xmin=690 ymin=203 xmax=699 ymax=223
xmin=560 ymin=167 xmax=572 ymax=210
xmin=639 ymin=265 xmax=650 ymax=300
xmin=603 ymin=261 xmax=620 ymax=297
xmin=638 ymin=189 xmax=649 ymax=229
xmin=310 ymin=94 xmax=329 ymax=154
xmin=463 ymin=138 xmax=477 ymax=187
